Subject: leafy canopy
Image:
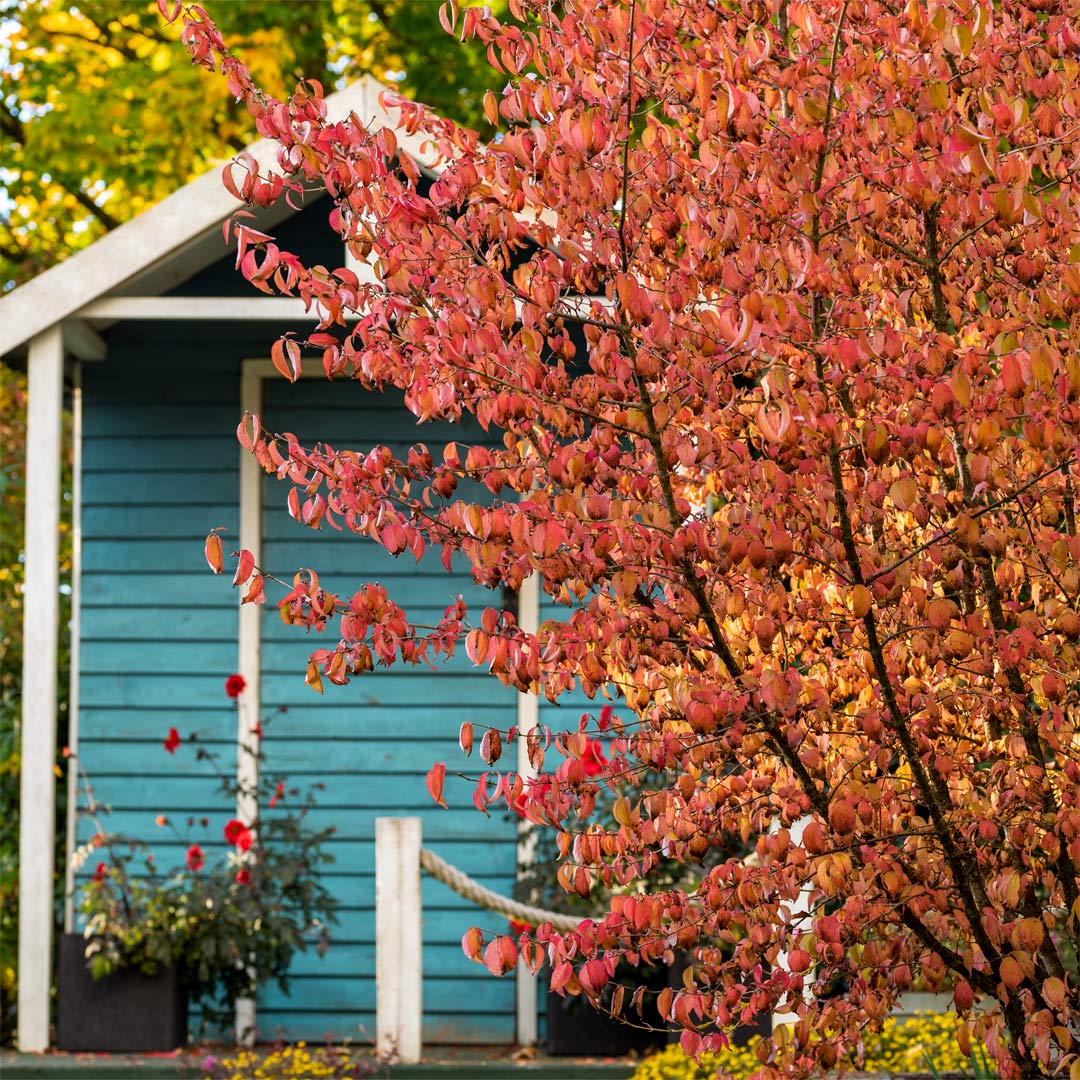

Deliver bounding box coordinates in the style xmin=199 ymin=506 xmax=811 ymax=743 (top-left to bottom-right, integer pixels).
xmin=176 ymin=0 xmax=1080 ymax=1076
xmin=1 ymin=0 xmax=503 ymax=290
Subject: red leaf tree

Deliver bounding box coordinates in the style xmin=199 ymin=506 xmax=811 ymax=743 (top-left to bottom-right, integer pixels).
xmin=172 ymin=0 xmax=1080 ymax=1074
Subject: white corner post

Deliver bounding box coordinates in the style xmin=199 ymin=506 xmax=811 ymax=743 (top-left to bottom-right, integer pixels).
xmin=234 ymin=363 xmax=266 ymax=1046
xmin=515 ymin=570 xmax=541 ymax=1047
xmin=375 ymin=816 xmax=423 ymax=1064
xmin=63 ymin=361 xmax=84 ymax=934
xmin=18 ymin=325 xmax=65 ymax=1052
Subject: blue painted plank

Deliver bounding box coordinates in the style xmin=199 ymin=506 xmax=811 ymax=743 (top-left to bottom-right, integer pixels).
xmin=83 ymin=437 xmax=238 ymax=472
xmin=250 ymin=1012 xmax=515 ymax=1044
xmin=81 ymin=641 xmax=245 ymax=674
xmin=73 ymin=703 xmax=513 ymax=740
xmin=83 ymin=540 xmax=230 ymax=574
xmin=82 ymin=471 xmax=237 ymax=506
xmin=71 ymin=774 xmax=501 ymax=811
xmin=78 ymin=738 xmax=499 ymax=776
xmin=81 ymin=574 xmax=235 ymax=607
xmin=258 ymin=976 xmax=513 ymax=1013
xmin=287 ymin=941 xmax=494 ymax=977
xmin=82 ymin=406 xmax=242 ymax=438
xmin=81 ymin=373 xmax=241 ymax=404
xmin=82 ymin=505 xmax=238 ymax=540
xmin=260 ymin=672 xmax=514 ymax=708
xmin=80 ymin=674 xmax=243 ymax=709
xmin=72 ymin=815 xmax=511 ymax=852
xmin=81 ymin=607 xmax=238 ymax=641
xmin=260 ymin=643 xmax=489 ymax=678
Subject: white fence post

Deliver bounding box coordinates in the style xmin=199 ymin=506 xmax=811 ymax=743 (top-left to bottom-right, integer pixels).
xmin=376 ymin=817 xmax=423 ymax=1063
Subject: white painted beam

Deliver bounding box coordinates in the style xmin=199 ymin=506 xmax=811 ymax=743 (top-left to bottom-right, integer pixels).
xmin=376 ymin=817 xmax=423 ymax=1064
xmin=60 ymin=319 xmax=106 ymax=362
xmin=18 ymin=326 xmax=65 ymax=1052
xmin=515 ymin=571 xmax=541 ymax=1047
xmin=77 ymin=296 xmax=338 ymax=322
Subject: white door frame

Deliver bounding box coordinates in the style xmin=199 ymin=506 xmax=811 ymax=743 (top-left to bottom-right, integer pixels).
xmin=238 ymin=359 xmax=541 ymax=1046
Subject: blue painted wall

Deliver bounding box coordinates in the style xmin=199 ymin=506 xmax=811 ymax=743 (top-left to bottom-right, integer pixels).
xmin=73 ymin=199 xmax=521 ymax=1043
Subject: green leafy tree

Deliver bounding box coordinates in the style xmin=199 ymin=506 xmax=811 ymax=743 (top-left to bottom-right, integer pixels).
xmin=1 ymin=0 xmax=504 ymax=290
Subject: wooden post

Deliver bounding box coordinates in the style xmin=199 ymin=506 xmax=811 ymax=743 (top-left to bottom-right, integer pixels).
xmin=18 ymin=325 xmax=65 ymax=1052
xmin=62 ymin=362 xmax=83 ymax=935
xmin=375 ymin=817 xmax=423 ymax=1063
xmin=514 ymin=570 xmax=541 ymax=1047
xmin=234 ymin=362 xmax=265 ymax=1046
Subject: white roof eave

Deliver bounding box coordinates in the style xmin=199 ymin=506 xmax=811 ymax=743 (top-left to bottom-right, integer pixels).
xmin=0 ymin=75 xmax=430 ymax=358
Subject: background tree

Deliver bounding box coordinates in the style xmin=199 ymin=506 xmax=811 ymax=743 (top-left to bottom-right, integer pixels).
xmin=177 ymin=0 xmax=1080 ymax=1076
xmin=1 ymin=0 xmax=504 ymax=290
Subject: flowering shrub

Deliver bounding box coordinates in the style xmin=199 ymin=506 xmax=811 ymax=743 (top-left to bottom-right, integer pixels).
xmin=72 ymin=675 xmax=337 ymax=1030
xmin=202 ymin=1041 xmax=378 ymax=1079
xmin=629 ymin=1015 xmax=995 ymax=1080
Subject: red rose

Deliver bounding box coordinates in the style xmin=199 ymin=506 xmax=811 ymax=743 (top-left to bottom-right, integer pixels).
xmin=186 ymin=844 xmax=205 ymax=872
xmin=581 ymin=739 xmax=608 ymax=778
xmin=269 ymin=781 xmax=285 ymax=809
xmin=163 ymin=727 xmax=181 ymax=754
xmin=225 ymin=674 xmax=247 ymax=698
xmin=224 ymin=819 xmax=253 ymax=852
xmin=235 ymin=869 xmax=251 ymax=885
xmin=91 ymin=862 xmax=108 ymax=882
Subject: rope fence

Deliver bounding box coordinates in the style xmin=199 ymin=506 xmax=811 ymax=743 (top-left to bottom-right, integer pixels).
xmin=419 ymin=847 xmax=581 ymax=933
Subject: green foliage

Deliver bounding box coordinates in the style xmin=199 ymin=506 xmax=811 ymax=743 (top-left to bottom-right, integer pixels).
xmin=74 ymin=724 xmax=337 ymax=1032
xmin=629 ymin=1015 xmax=998 ymax=1080
xmin=1 ymin=0 xmax=505 ymax=290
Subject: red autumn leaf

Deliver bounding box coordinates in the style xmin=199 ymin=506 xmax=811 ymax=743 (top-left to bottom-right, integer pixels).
xmin=232 ymin=548 xmax=255 ymax=588
xmin=426 ymin=762 xmax=447 ymax=809
xmin=163 ymin=727 xmax=181 ymax=754
xmin=271 ymin=337 xmax=302 ymax=382
xmin=461 ymin=926 xmax=484 ymax=962
xmin=482 ymin=935 xmax=518 ymax=977
xmin=204 ymin=532 xmax=223 ymax=574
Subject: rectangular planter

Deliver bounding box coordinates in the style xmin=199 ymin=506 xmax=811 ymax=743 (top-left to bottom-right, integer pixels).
xmin=57 ymin=933 xmax=187 ymax=1052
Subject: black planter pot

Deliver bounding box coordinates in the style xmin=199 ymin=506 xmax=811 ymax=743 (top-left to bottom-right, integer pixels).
xmin=545 ymin=962 xmax=669 ymax=1057
xmin=57 ymin=933 xmax=187 ymax=1052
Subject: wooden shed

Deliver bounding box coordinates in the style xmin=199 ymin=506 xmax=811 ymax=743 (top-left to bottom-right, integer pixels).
xmin=1 ymin=77 xmax=569 ymax=1053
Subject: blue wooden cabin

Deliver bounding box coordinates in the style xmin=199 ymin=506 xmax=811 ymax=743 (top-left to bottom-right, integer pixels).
xmin=1 ymin=77 xmax=582 ymax=1052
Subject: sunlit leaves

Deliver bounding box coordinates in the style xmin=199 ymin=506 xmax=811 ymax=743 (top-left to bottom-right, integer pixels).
xmin=175 ymin=0 xmax=1080 ymax=1073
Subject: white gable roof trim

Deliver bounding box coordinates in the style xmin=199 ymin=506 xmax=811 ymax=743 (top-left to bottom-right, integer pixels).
xmin=0 ymin=76 xmax=439 ymax=359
